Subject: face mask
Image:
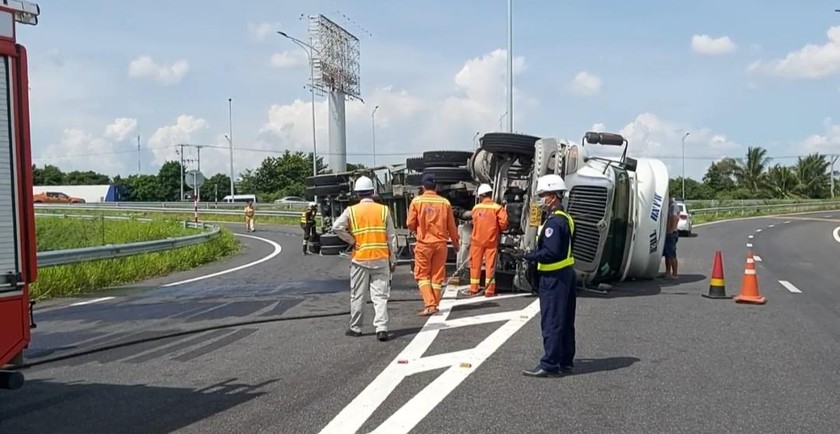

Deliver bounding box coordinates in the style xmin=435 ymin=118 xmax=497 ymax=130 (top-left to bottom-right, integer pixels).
xmin=539 ymin=196 xmax=553 ymax=210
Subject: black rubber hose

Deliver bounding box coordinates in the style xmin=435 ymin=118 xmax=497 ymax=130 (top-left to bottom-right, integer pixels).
xmin=15 ymin=297 xmax=426 ymax=370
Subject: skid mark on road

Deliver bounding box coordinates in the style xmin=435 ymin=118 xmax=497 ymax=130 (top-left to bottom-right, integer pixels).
xmin=779 ymin=280 xmax=803 ymax=294
xmin=163 ymin=233 xmax=282 ymax=287
xmin=319 ymin=286 xmax=537 ymax=434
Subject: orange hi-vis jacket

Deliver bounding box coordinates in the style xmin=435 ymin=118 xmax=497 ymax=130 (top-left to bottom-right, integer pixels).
xmin=407 ymin=191 xmax=460 ymax=246
xmin=471 ymin=198 xmax=509 ymax=248
xmin=348 ymin=201 xmax=391 ymax=262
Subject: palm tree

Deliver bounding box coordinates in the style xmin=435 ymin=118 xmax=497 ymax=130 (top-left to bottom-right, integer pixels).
xmin=734 ymin=146 xmax=771 ymax=193
xmin=794 ymin=153 xmax=830 ymax=198
xmin=765 ymin=164 xmax=800 ymax=199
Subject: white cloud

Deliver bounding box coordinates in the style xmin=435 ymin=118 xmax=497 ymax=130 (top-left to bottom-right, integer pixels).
xmin=748 ymin=26 xmax=840 ymax=79
xmin=691 ymin=34 xmax=737 ymax=56
xmin=799 ymin=118 xmax=840 ymax=155
xmin=128 ymin=55 xmax=190 ymax=85
xmin=270 ymin=51 xmax=305 ymax=68
xmin=248 ymin=22 xmax=279 ymax=42
xmin=568 ymin=71 xmax=602 ymax=96
xmin=104 ymin=118 xmax=138 ymax=142
xmin=148 ymin=115 xmax=209 ymax=168
xmin=591 ymin=113 xmax=742 ymax=180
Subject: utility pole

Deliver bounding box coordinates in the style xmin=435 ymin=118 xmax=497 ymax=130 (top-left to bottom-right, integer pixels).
xmin=137 ymin=134 xmax=141 ymax=174
xmin=228 ymin=98 xmax=235 ymax=200
xmin=178 ymin=144 xmax=185 ymax=201
xmin=831 ymin=154 xmax=839 ymax=199
xmin=371 ymin=105 xmax=379 ymax=166
xmin=196 ymin=145 xmax=202 ymax=201
xmin=506 ymin=0 xmax=513 ymax=133
xmin=681 ymin=132 xmax=690 ymax=200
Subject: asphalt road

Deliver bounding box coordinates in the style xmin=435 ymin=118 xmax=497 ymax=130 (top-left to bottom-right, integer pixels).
xmin=2 ymin=212 xmax=839 ymax=433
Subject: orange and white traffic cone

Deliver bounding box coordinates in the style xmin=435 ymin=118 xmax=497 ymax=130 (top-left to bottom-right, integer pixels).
xmin=703 ymin=250 xmax=732 ymax=299
xmin=734 ymin=250 xmax=766 ymax=305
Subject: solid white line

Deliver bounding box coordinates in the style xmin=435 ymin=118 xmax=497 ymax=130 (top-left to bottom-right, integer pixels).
xmin=70 ymin=296 xmax=115 ymax=306
xmin=779 ymin=280 xmax=803 ymax=294
xmin=753 ymin=255 xmax=763 ymax=262
xmin=833 ymin=226 xmax=840 ymax=244
xmin=162 ymin=233 xmax=282 ymax=287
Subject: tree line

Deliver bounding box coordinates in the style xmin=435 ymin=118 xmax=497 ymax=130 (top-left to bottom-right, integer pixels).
xmin=33 ymin=147 xmax=838 ymax=202
xmin=33 ymin=151 xmax=365 ymax=202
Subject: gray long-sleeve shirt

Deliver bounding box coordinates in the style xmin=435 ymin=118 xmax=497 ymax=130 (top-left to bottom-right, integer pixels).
xmin=332 ymin=198 xmax=397 ymax=269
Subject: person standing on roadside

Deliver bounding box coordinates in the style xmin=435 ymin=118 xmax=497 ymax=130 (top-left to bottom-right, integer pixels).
xmin=407 ymin=173 xmax=460 ymax=316
xmin=461 ymin=183 xmax=508 ymax=297
xmin=521 ymin=174 xmax=577 ymax=378
xmin=333 ymin=176 xmax=397 ymax=341
xmin=244 ymin=200 xmax=256 ymax=232
xmin=300 ymin=202 xmax=318 ymax=255
xmin=663 ymin=196 xmax=680 ymax=279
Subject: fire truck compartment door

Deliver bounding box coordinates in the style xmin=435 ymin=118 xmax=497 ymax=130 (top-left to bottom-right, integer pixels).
xmin=0 ymin=55 xmax=22 ymax=292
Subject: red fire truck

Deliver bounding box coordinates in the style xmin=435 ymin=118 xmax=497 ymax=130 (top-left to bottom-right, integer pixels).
xmin=0 ymin=0 xmax=40 ymax=391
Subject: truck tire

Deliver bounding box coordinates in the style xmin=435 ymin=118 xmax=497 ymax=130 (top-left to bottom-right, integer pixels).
xmin=422 ymin=151 xmax=473 ymax=167
xmin=405 ymin=173 xmax=423 ymax=186
xmin=421 ymin=167 xmax=473 ymax=184
xmin=320 ymin=245 xmax=345 ymax=256
xmin=306 ymin=174 xmax=347 ymax=187
xmin=480 ymin=132 xmax=540 ymax=156
xmin=0 ymin=371 xmax=24 ymax=390
xmin=319 ymin=233 xmax=348 ymax=247
xmin=304 ymin=184 xmax=349 ymax=199
xmin=406 ymin=157 xmax=425 ymax=172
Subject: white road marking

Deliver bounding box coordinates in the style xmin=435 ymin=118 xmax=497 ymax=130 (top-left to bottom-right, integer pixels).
xmin=779 ymin=280 xmax=802 ymax=294
xmin=70 ymin=296 xmax=115 ymax=306
xmin=319 ymin=286 xmax=537 ymax=434
xmin=755 ymin=229 xmax=763 ymax=232
xmin=833 ymin=226 xmax=840 ymax=244
xmin=784 ymin=221 xmax=791 ymax=224
xmin=747 ymin=243 xmax=753 ymax=248
xmin=162 ymin=233 xmax=282 ymax=287
xmin=748 ymin=235 xmax=754 ymax=239
xmin=753 ymin=255 xmax=762 ymax=262
xmin=768 ymin=224 xmax=775 ymax=228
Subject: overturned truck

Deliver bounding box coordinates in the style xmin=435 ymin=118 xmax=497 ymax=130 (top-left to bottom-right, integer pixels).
xmin=303 ymin=129 xmax=671 ymax=292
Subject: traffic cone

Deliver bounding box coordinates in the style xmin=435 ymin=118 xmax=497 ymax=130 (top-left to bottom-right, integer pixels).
xmin=734 ymin=251 xmax=766 ymax=305
xmin=702 ymin=250 xmax=732 ymax=299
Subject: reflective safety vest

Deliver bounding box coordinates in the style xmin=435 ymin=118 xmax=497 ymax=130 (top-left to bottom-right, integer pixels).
xmin=300 ymin=210 xmax=314 ymax=225
xmin=536 ymin=209 xmax=575 ymax=272
xmin=349 ymin=202 xmax=391 ymax=262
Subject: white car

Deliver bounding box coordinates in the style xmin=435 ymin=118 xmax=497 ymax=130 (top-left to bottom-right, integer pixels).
xmin=676 ymin=201 xmax=693 ymax=235
xmin=274 ymin=196 xmax=308 ymax=205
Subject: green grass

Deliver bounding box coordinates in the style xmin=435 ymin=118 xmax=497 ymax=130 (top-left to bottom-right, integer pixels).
xmin=692 ymin=202 xmax=840 ymax=224
xmin=32 ymin=216 xmax=240 ymax=300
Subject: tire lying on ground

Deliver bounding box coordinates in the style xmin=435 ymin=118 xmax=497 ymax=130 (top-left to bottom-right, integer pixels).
xmin=319 ymin=233 xmax=349 ymax=247
xmin=421 ymin=167 xmax=473 ymax=184
xmin=422 ymin=150 xmax=473 ymax=167
xmin=480 ymin=132 xmax=541 ymax=156
xmin=406 ymin=157 xmax=425 ymax=172
xmin=320 ymin=245 xmax=347 ymax=256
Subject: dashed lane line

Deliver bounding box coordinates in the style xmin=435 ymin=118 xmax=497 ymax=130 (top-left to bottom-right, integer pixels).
xmin=779 ymin=280 xmax=803 ymax=294
xmin=753 ymin=255 xmax=762 ymax=262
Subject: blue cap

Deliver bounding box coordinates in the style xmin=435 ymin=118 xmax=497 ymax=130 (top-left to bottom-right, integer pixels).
xmin=421 ymin=173 xmax=436 ymax=187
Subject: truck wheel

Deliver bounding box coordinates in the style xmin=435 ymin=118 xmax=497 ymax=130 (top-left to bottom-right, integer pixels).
xmin=406 ymin=157 xmax=425 ymax=172
xmin=422 ymin=151 xmax=473 ymax=167
xmin=405 ymin=173 xmax=422 ymax=186
xmin=421 ymin=167 xmax=473 ymax=184
xmin=306 ymin=174 xmax=347 ymax=187
xmin=320 ymin=245 xmax=345 ymax=256
xmin=480 ymin=132 xmax=540 ymax=156
xmin=0 ymin=371 xmax=24 ymax=390
xmin=319 ymin=233 xmax=348 ymax=247
xmin=304 ymin=184 xmax=349 ymax=199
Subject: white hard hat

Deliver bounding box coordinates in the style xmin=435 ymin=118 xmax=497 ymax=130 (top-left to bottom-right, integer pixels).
xmin=477 ymin=183 xmax=493 ymax=196
xmin=309 ymin=202 xmax=317 ymax=207
xmin=354 ymin=176 xmax=375 ymax=192
xmin=535 ymin=174 xmax=567 ymax=196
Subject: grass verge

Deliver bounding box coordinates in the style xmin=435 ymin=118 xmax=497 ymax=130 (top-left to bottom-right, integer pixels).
xmin=32 ymin=217 xmax=240 ymax=300
xmin=692 ymin=203 xmax=840 ymax=224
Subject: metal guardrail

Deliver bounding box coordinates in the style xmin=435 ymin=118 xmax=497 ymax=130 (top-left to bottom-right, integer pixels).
xmin=35 ymin=201 xmax=310 ymax=211
xmin=35 ymin=204 xmax=302 ymax=218
xmin=689 ymin=200 xmax=840 ymax=215
xmin=35 ymin=217 xmax=222 ymax=268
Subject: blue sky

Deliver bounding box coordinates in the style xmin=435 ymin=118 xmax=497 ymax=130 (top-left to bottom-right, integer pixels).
xmin=15 ymin=0 xmax=840 ymax=181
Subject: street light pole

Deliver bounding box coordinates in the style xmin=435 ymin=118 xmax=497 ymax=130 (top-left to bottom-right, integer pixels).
xmin=228 ymin=98 xmax=235 ymax=200
xmin=278 ymin=31 xmax=319 ymax=178
xmin=681 ymin=131 xmax=690 ymax=200
xmin=506 ymin=0 xmax=513 ymax=133
xmin=831 ymin=154 xmax=839 ymax=199
xmin=371 ymin=105 xmax=379 ymax=166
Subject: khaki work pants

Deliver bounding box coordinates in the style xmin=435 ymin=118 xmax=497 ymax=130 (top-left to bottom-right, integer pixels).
xmin=350 ymin=263 xmax=391 ymax=333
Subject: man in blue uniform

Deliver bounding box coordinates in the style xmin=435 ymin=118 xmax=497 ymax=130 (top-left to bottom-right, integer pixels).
xmin=521 ymin=174 xmax=577 ymax=378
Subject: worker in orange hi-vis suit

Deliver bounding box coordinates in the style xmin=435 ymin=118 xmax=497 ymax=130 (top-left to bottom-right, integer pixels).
xmin=462 ymin=183 xmax=509 ymax=298
xmin=407 ymin=173 xmax=460 ymax=316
